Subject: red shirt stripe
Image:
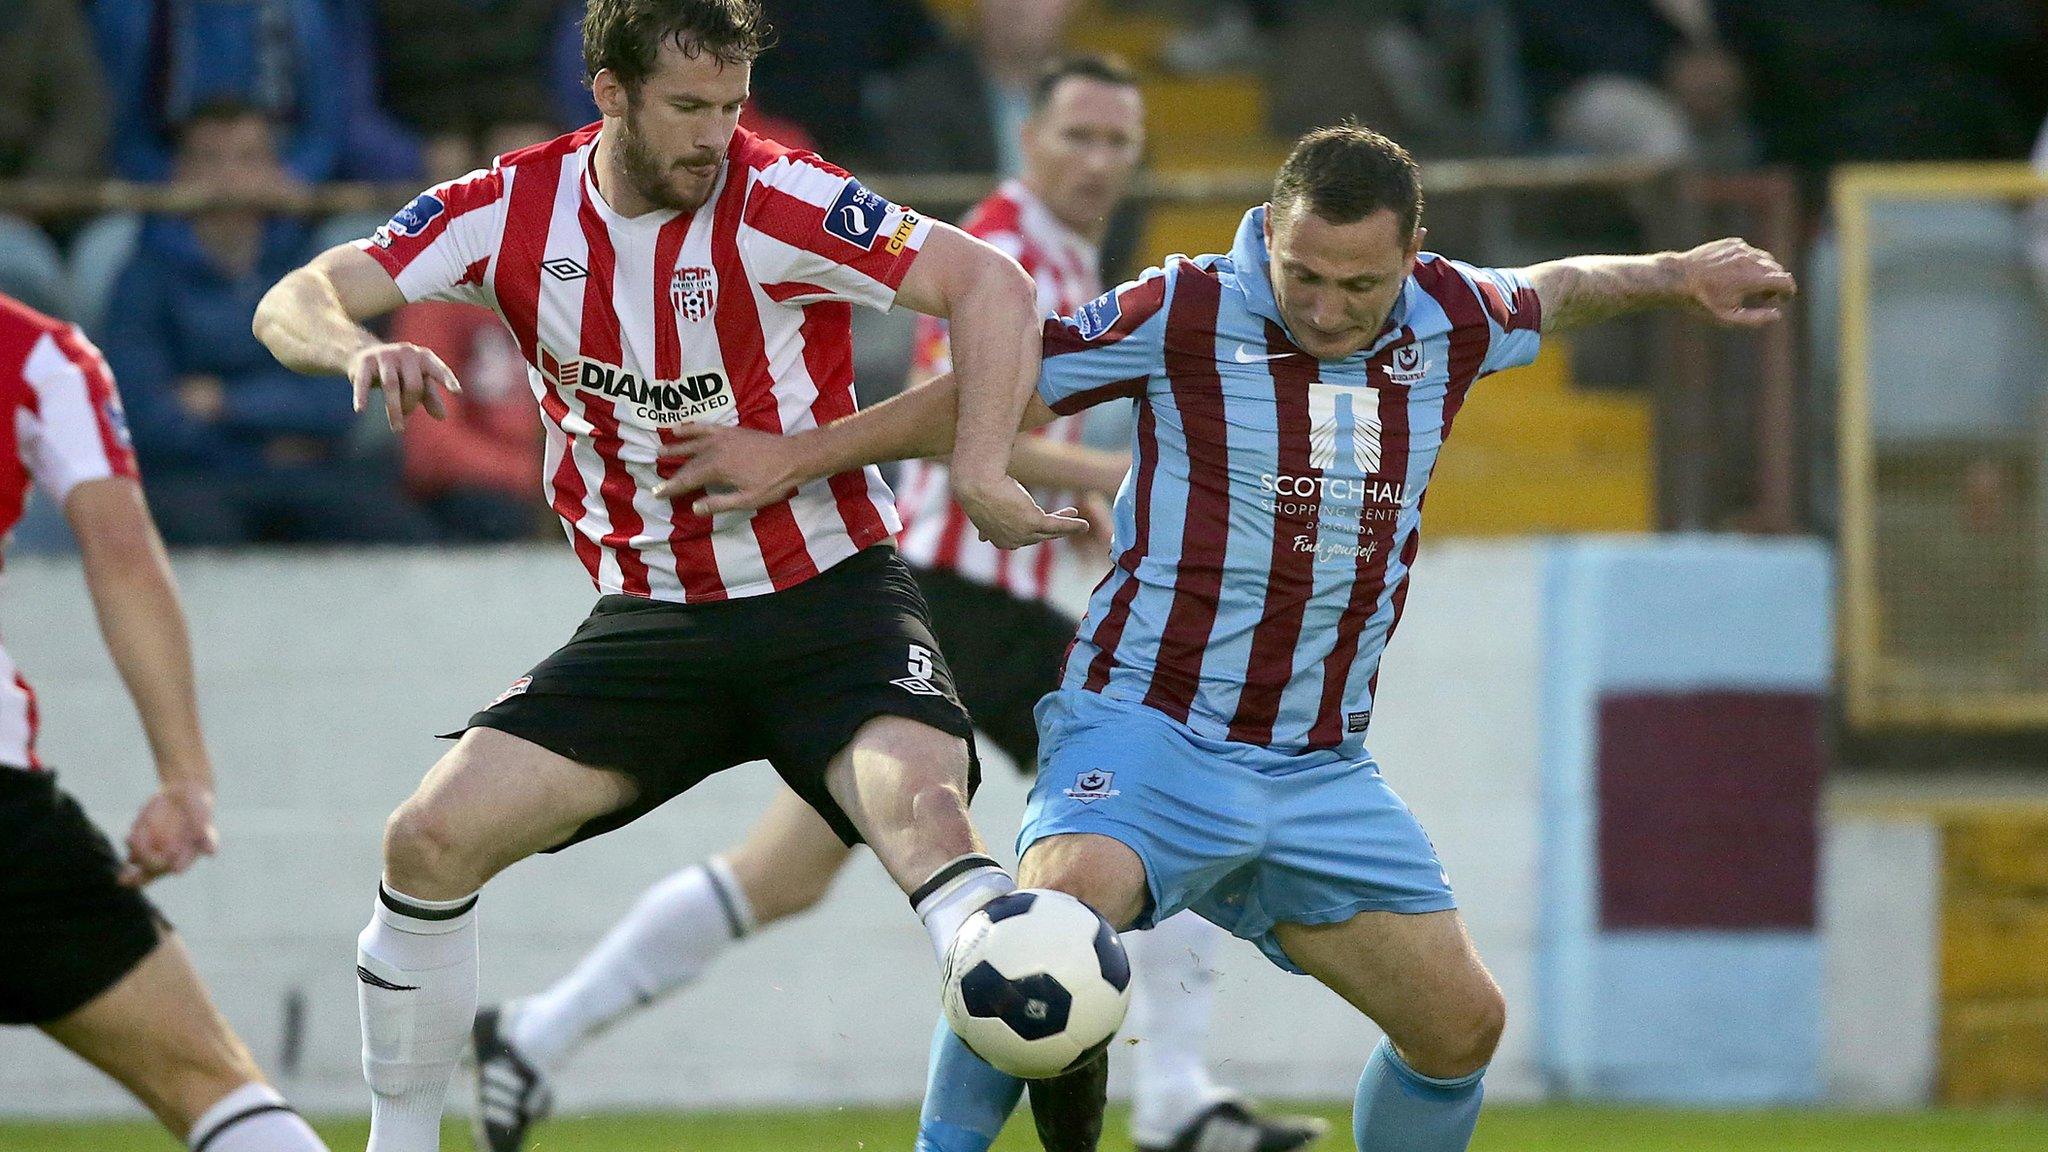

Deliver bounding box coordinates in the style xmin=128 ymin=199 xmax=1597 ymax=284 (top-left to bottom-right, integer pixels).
xmin=710 ymin=162 xmax=816 ymax=590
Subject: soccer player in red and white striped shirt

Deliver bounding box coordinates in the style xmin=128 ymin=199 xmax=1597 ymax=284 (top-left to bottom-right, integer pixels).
xmin=0 ymin=293 xmax=331 ymax=1152
xmin=466 ymin=56 xmax=1323 ymax=1152
xmin=251 ymin=4 xmax=1101 ymax=1149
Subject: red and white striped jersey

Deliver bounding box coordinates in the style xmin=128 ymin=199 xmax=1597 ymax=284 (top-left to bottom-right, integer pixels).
xmin=894 ymin=181 xmax=1104 ymax=604
xmin=0 ymin=293 xmax=140 ymax=771
xmin=358 ymin=124 xmax=934 ymax=602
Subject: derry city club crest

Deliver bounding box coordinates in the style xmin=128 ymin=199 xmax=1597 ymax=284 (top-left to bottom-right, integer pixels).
xmin=670 ymin=266 xmax=716 ymax=324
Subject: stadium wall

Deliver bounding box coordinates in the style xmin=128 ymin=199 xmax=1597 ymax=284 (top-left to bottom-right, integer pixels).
xmin=0 ymin=537 xmax=1883 ymax=1119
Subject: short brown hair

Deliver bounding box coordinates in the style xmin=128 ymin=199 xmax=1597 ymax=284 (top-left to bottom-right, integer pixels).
xmin=1029 ymin=52 xmax=1140 ymax=112
xmin=582 ymin=0 xmax=773 ymax=88
xmin=1271 ymin=123 xmax=1423 ymax=239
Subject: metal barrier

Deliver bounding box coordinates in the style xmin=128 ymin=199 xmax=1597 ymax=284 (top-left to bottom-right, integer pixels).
xmin=1834 ymin=163 xmax=2048 ymax=730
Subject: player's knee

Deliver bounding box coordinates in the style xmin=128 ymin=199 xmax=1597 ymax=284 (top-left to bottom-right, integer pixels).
xmin=382 ymin=798 xmax=480 ymax=894
xmin=1403 ymin=984 xmax=1505 ymax=1080
xmin=1019 ymin=836 xmax=1148 ymax=930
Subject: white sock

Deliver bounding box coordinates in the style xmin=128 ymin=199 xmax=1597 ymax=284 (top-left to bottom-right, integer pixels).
xmin=1125 ymin=910 xmax=1233 ymax=1142
xmin=911 ymin=853 xmax=1016 ymax=964
xmin=507 ymin=858 xmax=755 ymax=1073
xmin=187 ymin=1081 xmax=327 ymax=1152
xmin=358 ymin=882 xmax=480 ymax=1152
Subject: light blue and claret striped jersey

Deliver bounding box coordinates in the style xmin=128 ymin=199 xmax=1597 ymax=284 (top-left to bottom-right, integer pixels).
xmin=1037 ymin=205 xmax=1542 ymax=755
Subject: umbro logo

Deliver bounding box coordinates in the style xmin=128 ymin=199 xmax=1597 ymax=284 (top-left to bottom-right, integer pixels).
xmin=891 ymin=676 xmax=946 ymax=697
xmin=356 ymin=965 xmax=419 ymax=992
xmin=542 ymin=257 xmax=588 ymax=281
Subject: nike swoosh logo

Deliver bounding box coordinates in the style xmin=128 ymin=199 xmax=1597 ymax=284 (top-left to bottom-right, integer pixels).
xmin=356 ymin=965 xmax=419 ymax=992
xmin=1233 ymin=344 xmax=1297 ymax=363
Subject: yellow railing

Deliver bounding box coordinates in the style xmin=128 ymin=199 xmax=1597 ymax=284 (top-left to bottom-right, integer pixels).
xmin=1833 ymin=163 xmax=2048 ymax=729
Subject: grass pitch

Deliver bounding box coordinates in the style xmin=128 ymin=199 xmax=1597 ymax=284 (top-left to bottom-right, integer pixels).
xmin=2 ymin=1104 xmax=2045 ymax=1151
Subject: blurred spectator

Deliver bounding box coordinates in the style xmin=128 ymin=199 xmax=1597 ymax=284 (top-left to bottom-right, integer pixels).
xmin=381 ymin=117 xmax=552 ymax=543
xmin=322 ymin=0 xmax=427 ymax=179
xmin=1512 ymin=0 xmax=1752 ymax=165
xmin=368 ymin=0 xmax=566 ymax=180
xmin=0 ymin=1 xmax=114 ymax=316
xmin=1717 ymin=0 xmax=2048 ymax=175
xmin=878 ymin=0 xmax=1077 ymax=175
xmin=92 ymin=0 xmax=350 ymax=182
xmin=747 ymin=0 xmax=944 ymax=168
xmin=1162 ymin=0 xmax=1288 ymax=76
xmin=98 ymin=102 xmax=436 ymax=546
xmin=389 ymin=303 xmax=543 ymax=541
xmin=2 ymin=1 xmax=111 ymax=182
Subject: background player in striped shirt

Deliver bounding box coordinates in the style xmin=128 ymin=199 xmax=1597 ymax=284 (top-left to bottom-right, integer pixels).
xmin=467 ymin=54 xmax=1324 ymax=1152
xmin=250 ymin=3 xmax=1103 ymax=1150
xmin=0 ymin=293 xmax=331 ymax=1152
xmin=655 ymin=123 xmax=1796 ymax=1152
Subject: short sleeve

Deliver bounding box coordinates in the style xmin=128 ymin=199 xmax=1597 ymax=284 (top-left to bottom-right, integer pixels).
xmin=740 ymin=157 xmax=933 ymax=311
xmin=1037 ymin=264 xmax=1175 ymax=415
xmin=19 ymin=326 xmax=138 ymax=502
xmin=1447 ymin=259 xmax=1543 ymax=376
xmin=354 ymin=166 xmax=508 ymax=307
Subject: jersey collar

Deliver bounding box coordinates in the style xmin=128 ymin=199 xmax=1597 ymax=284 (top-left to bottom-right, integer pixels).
xmin=1228 ymin=204 xmax=1414 ymax=362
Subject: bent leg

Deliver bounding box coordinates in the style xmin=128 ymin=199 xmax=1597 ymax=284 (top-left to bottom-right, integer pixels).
xmin=42 ymin=936 xmax=326 ymax=1149
xmin=1275 ymin=909 xmax=1505 ymax=1152
xmin=918 ymin=833 xmax=1152 ymax=1152
xmin=364 ymin=728 xmax=638 ymax=1152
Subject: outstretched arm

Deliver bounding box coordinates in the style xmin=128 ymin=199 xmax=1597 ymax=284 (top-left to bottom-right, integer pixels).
xmin=66 ymin=477 xmax=216 ymax=887
xmin=653 ymin=374 xmax=1063 ymax=514
xmin=1524 ymin=238 xmax=1795 ymax=333
xmin=894 ymin=225 xmax=1085 ymax=547
xmin=253 ymin=244 xmax=461 ymax=430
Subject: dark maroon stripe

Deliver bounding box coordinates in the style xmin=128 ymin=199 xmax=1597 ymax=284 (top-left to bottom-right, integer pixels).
xmin=1597 ymin=691 xmax=1823 ymax=930
xmin=1228 ymin=321 xmax=1318 ymax=744
xmin=1043 ymin=271 xmax=1170 ymax=357
xmin=1081 ymin=400 xmax=1156 ymax=691
xmin=1141 ymin=266 xmax=1229 ymax=723
xmin=1307 ymin=353 xmax=1412 ymax=747
xmin=1047 ymin=366 xmax=1149 ymax=416
xmin=1412 ymin=258 xmax=1490 ymax=434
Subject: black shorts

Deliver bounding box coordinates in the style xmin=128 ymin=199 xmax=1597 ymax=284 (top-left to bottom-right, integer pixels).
xmin=0 ymin=767 xmax=166 ymax=1026
xmin=912 ymin=564 xmax=1077 ymax=775
xmin=459 ymin=545 xmax=977 ymax=849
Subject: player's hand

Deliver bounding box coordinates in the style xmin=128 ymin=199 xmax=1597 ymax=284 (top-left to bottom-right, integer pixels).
xmin=1676 ymin=238 xmax=1796 ymax=327
xmin=347 ymin=341 xmax=462 ymax=431
xmin=1069 ymin=491 xmax=1117 ymax=562
xmin=653 ymin=422 xmax=807 ymax=515
xmin=953 ymin=473 xmax=1090 ymax=550
xmin=119 ymin=782 xmax=218 ymax=888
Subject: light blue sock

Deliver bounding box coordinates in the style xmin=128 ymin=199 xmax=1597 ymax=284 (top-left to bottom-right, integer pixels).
xmin=1353 ymin=1038 xmax=1486 ymax=1152
xmin=915 ymin=1019 xmax=1026 ymax=1152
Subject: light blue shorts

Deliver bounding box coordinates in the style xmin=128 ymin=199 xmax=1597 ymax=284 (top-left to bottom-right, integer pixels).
xmin=1018 ymin=690 xmax=1456 ymax=974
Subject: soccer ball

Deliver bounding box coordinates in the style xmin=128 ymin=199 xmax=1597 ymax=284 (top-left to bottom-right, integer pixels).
xmin=941 ymin=889 xmax=1132 ymax=1079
